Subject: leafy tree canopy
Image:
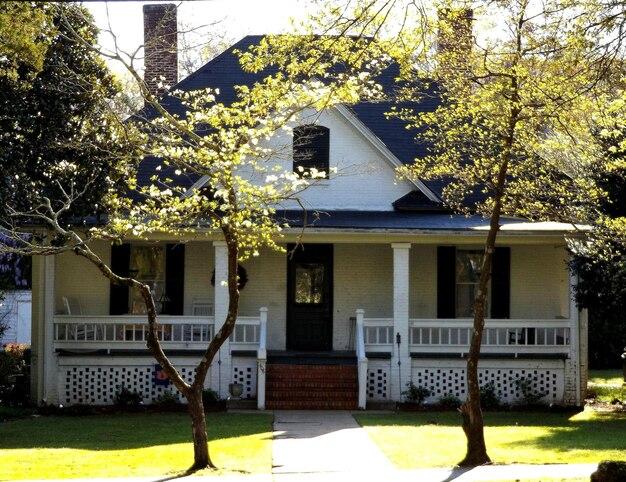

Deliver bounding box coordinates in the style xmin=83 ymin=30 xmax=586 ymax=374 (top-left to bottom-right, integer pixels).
xmin=0 ymin=3 xmax=140 ymax=231
xmin=0 ymin=2 xmax=50 ymax=81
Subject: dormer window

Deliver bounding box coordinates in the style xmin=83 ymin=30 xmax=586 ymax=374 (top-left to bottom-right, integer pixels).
xmin=293 ymin=125 xmax=330 ymax=178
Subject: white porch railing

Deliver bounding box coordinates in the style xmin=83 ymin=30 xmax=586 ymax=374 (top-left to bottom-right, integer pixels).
xmin=54 ymin=310 xmax=266 ymax=353
xmin=363 ymin=318 xmax=394 ymax=353
xmin=355 ymin=309 xmax=368 ymax=410
xmin=409 ymin=319 xmax=571 ymax=356
xmin=229 ymin=316 xmax=261 ymax=346
xmin=360 ymin=317 xmax=572 ymax=357
xmin=54 ymin=315 xmax=215 ymax=350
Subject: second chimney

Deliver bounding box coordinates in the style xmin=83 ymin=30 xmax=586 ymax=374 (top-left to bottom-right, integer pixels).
xmin=143 ymin=4 xmax=178 ymax=97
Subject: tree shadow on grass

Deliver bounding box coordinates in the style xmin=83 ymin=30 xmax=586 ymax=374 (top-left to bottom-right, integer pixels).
xmin=356 ymin=410 xmax=626 ymax=460
xmin=0 ymin=412 xmax=273 ymax=451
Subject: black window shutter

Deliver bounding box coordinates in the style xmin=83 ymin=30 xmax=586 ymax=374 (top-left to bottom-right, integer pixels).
xmin=491 ymin=247 xmax=510 ymax=319
xmin=109 ymin=243 xmax=131 ymax=315
xmin=437 ymin=246 xmax=456 ymax=318
xmin=166 ymin=243 xmax=185 ymax=315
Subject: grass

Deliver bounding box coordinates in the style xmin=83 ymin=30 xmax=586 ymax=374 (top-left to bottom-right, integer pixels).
xmin=355 ymin=409 xmax=626 ymax=469
xmin=0 ymin=412 xmax=273 ymax=480
xmin=588 ymin=369 xmax=625 ymax=402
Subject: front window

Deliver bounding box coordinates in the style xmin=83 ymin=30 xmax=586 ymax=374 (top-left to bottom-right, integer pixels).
xmin=129 ymin=246 xmax=165 ymax=314
xmin=455 ymin=250 xmax=484 ymax=317
xmin=294 ymin=262 xmax=324 ymax=304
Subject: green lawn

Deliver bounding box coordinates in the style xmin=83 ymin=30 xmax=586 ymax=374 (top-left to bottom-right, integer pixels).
xmin=355 ymin=409 xmax=626 ymax=469
xmin=0 ymin=412 xmax=273 ymax=480
xmin=588 ymin=369 xmax=624 ymax=402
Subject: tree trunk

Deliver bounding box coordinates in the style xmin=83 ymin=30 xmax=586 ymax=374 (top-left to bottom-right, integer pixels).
xmin=458 ymin=287 xmax=491 ymax=467
xmin=187 ymin=386 xmax=214 ymax=471
xmin=458 ymin=139 xmax=511 ymax=467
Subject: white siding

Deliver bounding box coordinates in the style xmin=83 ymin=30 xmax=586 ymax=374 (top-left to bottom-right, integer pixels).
xmin=55 ymin=241 xmax=111 ymax=315
xmin=409 ymin=245 xmax=438 ymax=318
xmin=260 ymin=108 xmax=415 ymax=211
xmin=334 ymin=244 xmax=392 ymax=349
xmin=0 ymin=290 xmax=32 ymax=345
xmin=510 ymin=246 xmax=570 ymax=319
xmin=183 ymin=241 xmax=214 ymax=316
xmin=238 ymin=248 xmax=286 ymax=350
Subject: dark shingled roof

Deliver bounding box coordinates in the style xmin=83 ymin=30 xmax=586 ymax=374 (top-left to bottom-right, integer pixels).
xmin=274 ymin=210 xmax=570 ymax=232
xmin=136 ymin=35 xmax=455 ymax=207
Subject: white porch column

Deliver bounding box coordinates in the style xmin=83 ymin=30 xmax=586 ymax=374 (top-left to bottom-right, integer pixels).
xmin=43 ymin=255 xmax=58 ymax=404
xmin=391 ymin=243 xmax=411 ymax=402
xmin=212 ymin=240 xmax=231 ymax=399
xmin=567 ymin=265 xmax=584 ymax=405
xmin=257 ymin=307 xmax=268 ymax=410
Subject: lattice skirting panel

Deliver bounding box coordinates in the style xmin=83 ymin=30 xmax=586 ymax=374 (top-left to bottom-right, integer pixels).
xmin=232 ymin=360 xmax=257 ymax=399
xmin=367 ymin=360 xmax=390 ymax=401
xmin=57 ymin=358 xmax=208 ymax=405
xmin=411 ymin=359 xmax=566 ymax=404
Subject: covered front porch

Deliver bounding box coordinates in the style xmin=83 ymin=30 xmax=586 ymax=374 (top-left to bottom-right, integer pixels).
xmin=36 ymin=235 xmax=586 ymax=407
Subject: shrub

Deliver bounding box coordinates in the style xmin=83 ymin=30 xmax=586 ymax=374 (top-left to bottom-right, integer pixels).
xmin=402 ymin=382 xmax=431 ymax=405
xmin=153 ymin=391 xmax=181 ymax=408
xmin=480 ymin=381 xmax=502 ymax=408
xmin=114 ymin=385 xmax=142 ymax=407
xmin=0 ymin=344 xmax=27 ymax=385
xmin=202 ymin=388 xmax=220 ymax=404
xmin=437 ymin=392 xmax=462 ymax=409
xmin=515 ymin=377 xmax=548 ymax=405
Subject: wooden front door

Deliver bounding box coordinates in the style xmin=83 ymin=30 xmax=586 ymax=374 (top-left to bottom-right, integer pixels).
xmin=287 ymin=244 xmax=333 ymax=351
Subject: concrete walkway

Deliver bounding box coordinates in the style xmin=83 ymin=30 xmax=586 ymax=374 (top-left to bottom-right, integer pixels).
xmin=272 ymin=410 xmax=393 ymax=474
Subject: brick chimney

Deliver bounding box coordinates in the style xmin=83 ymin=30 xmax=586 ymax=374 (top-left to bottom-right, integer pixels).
xmin=143 ymin=4 xmax=178 ymax=97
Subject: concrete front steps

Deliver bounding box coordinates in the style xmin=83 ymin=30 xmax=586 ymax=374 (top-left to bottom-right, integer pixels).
xmin=265 ymin=361 xmax=359 ymax=410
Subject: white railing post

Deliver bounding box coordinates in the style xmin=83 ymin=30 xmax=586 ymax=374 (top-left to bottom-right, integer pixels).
xmin=356 ymin=309 xmax=368 ymax=410
xmin=257 ymin=307 xmax=268 ymax=410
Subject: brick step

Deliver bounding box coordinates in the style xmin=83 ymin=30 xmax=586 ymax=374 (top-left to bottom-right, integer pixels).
xmin=265 ymin=363 xmax=359 ymax=409
xmin=268 ymin=373 xmax=356 ymax=379
xmin=266 ymin=376 xmax=358 ymax=384
xmin=267 ymin=367 xmax=357 ymax=379
xmin=266 ymin=399 xmax=359 ymax=410
xmin=267 ymin=381 xmax=358 ymax=390
xmin=267 ymin=390 xmax=358 ymax=401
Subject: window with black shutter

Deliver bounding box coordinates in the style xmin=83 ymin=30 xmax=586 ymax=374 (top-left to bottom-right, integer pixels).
xmin=109 ymin=243 xmax=184 ymax=315
xmin=436 ymin=246 xmax=510 ymax=318
xmin=293 ymin=125 xmax=330 ymax=178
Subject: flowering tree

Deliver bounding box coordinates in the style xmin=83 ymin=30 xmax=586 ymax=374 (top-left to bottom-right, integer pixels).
xmin=1 ymin=3 xmax=387 ymax=470
xmin=392 ymin=0 xmax=614 ymax=465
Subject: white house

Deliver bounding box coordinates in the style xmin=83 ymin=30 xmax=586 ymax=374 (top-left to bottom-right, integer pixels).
xmin=1 ymin=290 xmax=32 ymax=346
xmin=29 ymin=5 xmax=587 ymax=410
